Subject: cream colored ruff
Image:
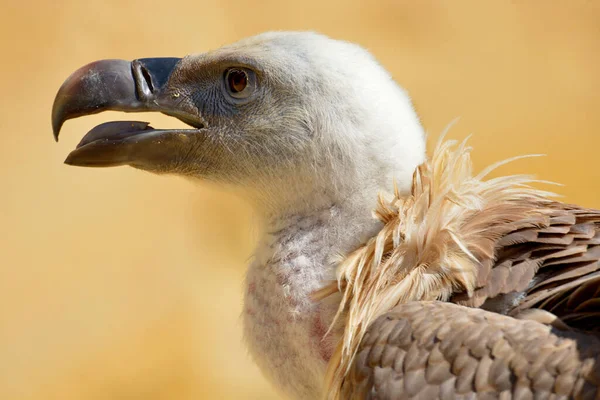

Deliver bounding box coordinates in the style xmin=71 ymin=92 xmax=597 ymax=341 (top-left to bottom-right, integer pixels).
xmin=313 ymin=136 xmax=557 ymax=399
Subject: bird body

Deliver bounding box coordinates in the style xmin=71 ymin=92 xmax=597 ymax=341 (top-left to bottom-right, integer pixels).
xmin=320 ymin=137 xmax=600 ymax=398
xmin=51 ymin=32 xmax=599 ymax=399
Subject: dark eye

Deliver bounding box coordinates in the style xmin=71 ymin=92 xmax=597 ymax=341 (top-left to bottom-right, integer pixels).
xmin=224 ymin=68 xmax=254 ymax=99
xmin=227 ymin=69 xmax=247 ymax=92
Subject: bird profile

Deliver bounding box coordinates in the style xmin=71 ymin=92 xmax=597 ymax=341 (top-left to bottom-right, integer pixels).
xmin=52 ymin=31 xmax=599 ymax=399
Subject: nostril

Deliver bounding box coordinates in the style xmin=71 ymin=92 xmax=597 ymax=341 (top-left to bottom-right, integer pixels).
xmin=131 ymin=58 xmax=180 ymax=101
xmin=132 ymin=60 xmax=155 ymax=100
xmin=140 ymin=65 xmax=154 ymax=93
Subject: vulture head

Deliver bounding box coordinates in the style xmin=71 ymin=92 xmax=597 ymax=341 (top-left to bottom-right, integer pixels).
xmin=53 ymin=31 xmax=426 ymax=216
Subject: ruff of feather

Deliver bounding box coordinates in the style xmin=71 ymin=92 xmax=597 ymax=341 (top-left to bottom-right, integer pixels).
xmin=314 ymin=135 xmax=559 ymax=399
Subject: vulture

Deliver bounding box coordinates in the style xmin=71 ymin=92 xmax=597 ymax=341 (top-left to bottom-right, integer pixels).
xmin=52 ymin=32 xmax=600 ymax=399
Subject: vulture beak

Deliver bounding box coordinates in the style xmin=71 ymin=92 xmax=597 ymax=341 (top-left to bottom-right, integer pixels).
xmin=52 ymin=58 xmax=206 ymax=168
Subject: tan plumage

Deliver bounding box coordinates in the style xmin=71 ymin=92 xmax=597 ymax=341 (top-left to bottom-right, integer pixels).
xmin=315 ymin=135 xmax=600 ymax=399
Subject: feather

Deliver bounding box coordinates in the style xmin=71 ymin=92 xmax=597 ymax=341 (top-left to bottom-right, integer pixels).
xmin=315 ymin=137 xmax=559 ymax=399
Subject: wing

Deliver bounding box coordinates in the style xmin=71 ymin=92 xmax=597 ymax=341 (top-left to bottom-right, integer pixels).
xmin=339 ymin=206 xmax=600 ymax=399
xmin=452 ymin=203 xmax=600 ymax=332
xmin=319 ymin=139 xmax=600 ymax=398
xmin=342 ymin=301 xmax=600 ymax=400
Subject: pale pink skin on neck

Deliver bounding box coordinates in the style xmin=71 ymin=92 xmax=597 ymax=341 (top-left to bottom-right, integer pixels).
xmin=243 ymin=204 xmax=382 ymax=399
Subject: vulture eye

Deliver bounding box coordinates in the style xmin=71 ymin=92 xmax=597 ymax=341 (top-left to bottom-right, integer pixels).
xmin=224 ymin=68 xmax=254 ymax=99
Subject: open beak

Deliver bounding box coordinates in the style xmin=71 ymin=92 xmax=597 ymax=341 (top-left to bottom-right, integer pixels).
xmin=52 ymin=57 xmax=207 ymax=168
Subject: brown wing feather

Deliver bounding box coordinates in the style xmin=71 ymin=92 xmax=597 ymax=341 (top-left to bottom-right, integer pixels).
xmin=452 ymin=203 xmax=600 ymax=332
xmin=340 ymin=205 xmax=600 ymax=399
xmin=343 ymin=302 xmax=600 ymax=400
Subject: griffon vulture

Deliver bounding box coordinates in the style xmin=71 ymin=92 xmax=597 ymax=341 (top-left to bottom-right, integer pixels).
xmin=52 ymin=32 xmax=600 ymax=399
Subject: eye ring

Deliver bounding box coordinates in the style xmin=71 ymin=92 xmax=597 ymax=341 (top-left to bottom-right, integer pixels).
xmin=224 ymin=68 xmax=254 ymax=99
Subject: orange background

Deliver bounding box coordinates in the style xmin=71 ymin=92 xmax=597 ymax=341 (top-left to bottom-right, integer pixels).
xmin=2 ymin=1 xmax=600 ymax=399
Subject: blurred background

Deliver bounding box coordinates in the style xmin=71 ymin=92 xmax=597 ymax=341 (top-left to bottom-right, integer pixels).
xmin=2 ymin=0 xmax=600 ymax=399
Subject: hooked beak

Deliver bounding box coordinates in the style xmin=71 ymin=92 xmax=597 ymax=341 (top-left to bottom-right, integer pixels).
xmin=52 ymin=57 xmax=207 ymax=168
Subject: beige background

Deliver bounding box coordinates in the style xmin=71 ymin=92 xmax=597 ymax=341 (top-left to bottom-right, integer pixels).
xmin=2 ymin=1 xmax=600 ymax=399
